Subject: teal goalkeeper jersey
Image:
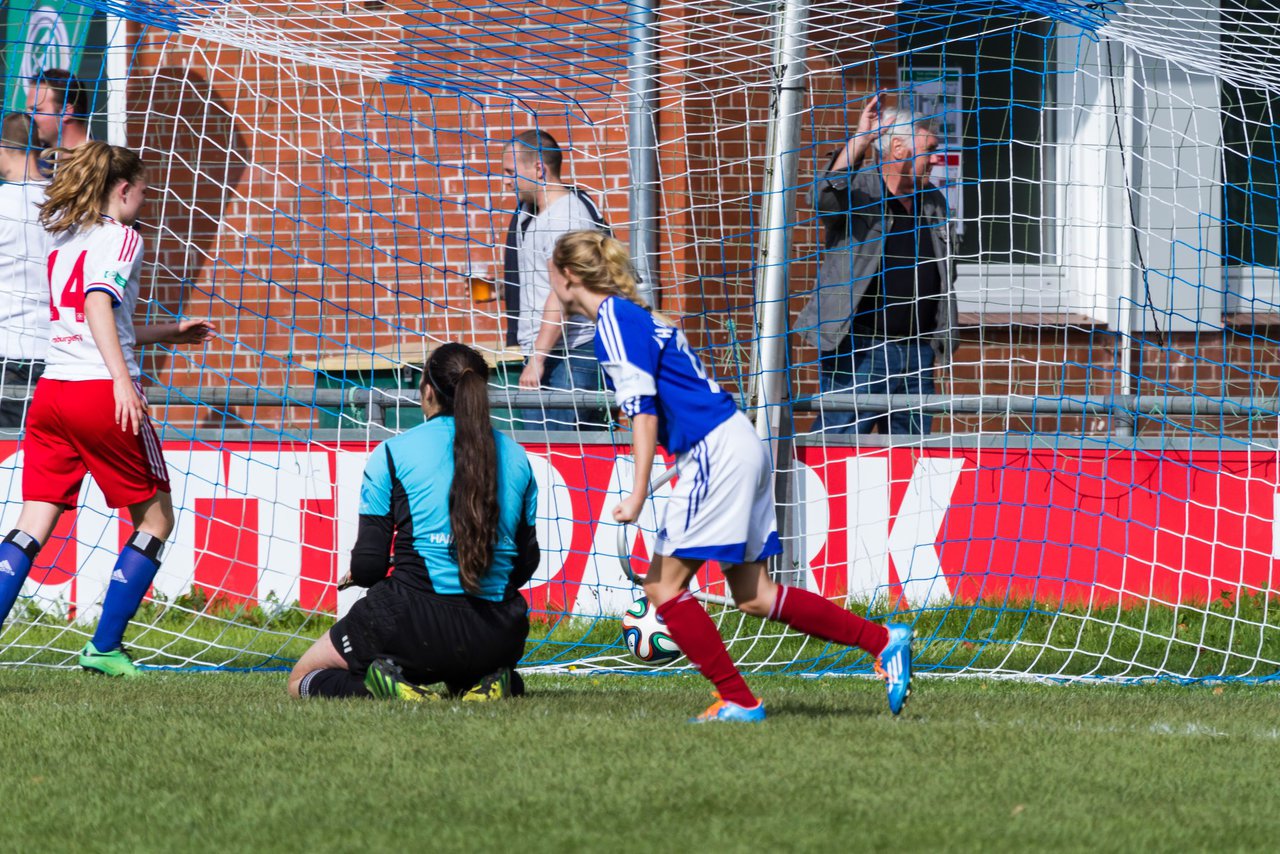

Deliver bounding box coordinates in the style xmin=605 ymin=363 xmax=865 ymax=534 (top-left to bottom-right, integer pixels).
xmin=358 ymin=416 xmax=538 ymax=601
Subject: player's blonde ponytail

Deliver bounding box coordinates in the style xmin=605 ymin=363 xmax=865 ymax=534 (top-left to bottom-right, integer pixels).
xmin=39 ymin=141 xmax=144 ymax=234
xmin=552 ymin=230 xmax=649 ymax=309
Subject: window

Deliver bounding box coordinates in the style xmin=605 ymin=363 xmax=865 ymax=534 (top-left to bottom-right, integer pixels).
xmin=898 ymin=11 xmax=1056 ymax=265
xmin=1222 ymin=0 xmax=1280 ymax=311
xmin=897 ymin=4 xmax=1228 ymax=329
xmin=897 ymin=9 xmax=1084 ymax=320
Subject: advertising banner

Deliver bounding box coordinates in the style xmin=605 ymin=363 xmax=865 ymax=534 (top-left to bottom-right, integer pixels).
xmin=4 ymin=2 xmax=94 ymax=112
xmin=4 ymin=441 xmax=1276 ymax=620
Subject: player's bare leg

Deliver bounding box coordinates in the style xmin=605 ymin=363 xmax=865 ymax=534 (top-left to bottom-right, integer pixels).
xmin=722 ymin=560 xmax=777 ymax=618
xmin=14 ymin=500 xmax=65 ymax=544
xmin=288 ymin=631 xmax=350 ymax=698
xmin=640 ymin=554 xmax=698 ymax=607
xmin=127 ymin=490 xmax=175 ymax=540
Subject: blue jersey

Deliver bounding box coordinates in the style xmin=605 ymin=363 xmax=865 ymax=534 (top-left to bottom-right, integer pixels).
xmin=594 ymin=295 xmax=738 ymax=454
xmin=358 ymin=416 xmax=538 ymax=601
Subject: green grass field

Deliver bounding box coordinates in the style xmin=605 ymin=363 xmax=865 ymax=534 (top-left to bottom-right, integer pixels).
xmin=2 ymin=670 xmax=1277 ymax=852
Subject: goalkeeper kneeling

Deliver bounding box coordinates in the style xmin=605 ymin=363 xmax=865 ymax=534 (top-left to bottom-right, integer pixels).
xmin=288 ymin=343 xmax=539 ymax=702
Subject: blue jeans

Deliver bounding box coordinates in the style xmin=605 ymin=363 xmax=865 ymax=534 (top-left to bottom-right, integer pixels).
xmin=815 ymin=335 xmax=936 ymax=435
xmin=519 ymin=342 xmax=604 ymax=431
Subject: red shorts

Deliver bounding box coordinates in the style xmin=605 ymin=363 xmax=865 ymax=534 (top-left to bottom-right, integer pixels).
xmin=23 ymin=378 xmax=171 ymax=509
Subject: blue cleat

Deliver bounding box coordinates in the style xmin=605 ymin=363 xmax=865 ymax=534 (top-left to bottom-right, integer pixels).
xmin=875 ymin=623 xmax=914 ymax=715
xmin=690 ymin=694 xmax=767 ymax=724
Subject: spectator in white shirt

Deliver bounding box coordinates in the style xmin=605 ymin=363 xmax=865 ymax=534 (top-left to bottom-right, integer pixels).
xmin=0 ymin=113 xmax=51 ymax=427
xmin=503 ymin=129 xmax=608 ymax=431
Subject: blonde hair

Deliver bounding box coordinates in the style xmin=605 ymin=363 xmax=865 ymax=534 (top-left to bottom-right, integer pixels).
xmin=38 ymin=141 xmax=144 ymax=234
xmin=551 ymin=230 xmax=648 ymax=308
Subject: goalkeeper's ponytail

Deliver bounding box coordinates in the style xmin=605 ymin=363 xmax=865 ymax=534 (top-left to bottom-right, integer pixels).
xmin=422 ymin=343 xmax=498 ymax=595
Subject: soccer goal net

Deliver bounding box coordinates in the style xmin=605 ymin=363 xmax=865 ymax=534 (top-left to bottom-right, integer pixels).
xmin=1 ymin=0 xmax=1278 ymax=682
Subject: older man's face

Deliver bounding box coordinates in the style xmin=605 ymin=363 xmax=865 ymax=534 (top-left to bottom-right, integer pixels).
xmin=912 ymin=129 xmax=943 ymax=185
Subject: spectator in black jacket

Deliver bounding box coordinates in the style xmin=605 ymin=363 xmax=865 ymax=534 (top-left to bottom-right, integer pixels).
xmin=797 ymin=95 xmax=958 ymax=435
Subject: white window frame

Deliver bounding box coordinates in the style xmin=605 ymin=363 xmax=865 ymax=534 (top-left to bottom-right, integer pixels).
xmin=106 ymin=14 xmax=129 ymax=146
xmin=1229 ymin=267 xmax=1280 ymax=311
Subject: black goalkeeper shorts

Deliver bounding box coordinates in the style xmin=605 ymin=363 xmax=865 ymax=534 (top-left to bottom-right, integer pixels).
xmin=330 ymin=577 xmax=529 ymax=692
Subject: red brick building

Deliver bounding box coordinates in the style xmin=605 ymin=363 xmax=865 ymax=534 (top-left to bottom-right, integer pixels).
xmin=115 ymin=1 xmax=1275 ymax=440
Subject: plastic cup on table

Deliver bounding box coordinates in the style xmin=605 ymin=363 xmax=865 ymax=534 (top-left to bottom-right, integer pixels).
xmin=468 ymin=263 xmax=496 ymax=303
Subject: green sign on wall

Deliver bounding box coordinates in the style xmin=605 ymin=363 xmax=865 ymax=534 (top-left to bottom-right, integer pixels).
xmin=4 ymin=2 xmax=94 ymax=112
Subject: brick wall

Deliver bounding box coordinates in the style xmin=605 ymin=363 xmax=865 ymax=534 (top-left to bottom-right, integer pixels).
xmin=122 ymin=3 xmax=1280 ymax=441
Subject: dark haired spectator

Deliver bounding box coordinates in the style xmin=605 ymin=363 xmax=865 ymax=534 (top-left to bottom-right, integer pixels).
xmin=29 ymin=69 xmax=92 ymax=149
xmin=503 ymin=129 xmax=609 ymax=430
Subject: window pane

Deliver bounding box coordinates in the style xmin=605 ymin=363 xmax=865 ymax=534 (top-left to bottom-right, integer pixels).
xmin=1222 ymin=0 xmax=1280 ymax=268
xmin=79 ymin=12 xmax=111 ymax=143
xmin=899 ymin=9 xmax=1055 ymax=263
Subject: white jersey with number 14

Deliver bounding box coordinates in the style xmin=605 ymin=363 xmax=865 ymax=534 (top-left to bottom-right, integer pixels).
xmin=42 ymin=217 xmax=143 ymax=381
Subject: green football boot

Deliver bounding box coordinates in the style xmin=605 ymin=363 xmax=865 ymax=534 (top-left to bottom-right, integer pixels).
xmin=364 ymin=659 xmax=443 ymax=702
xmin=460 ymin=668 xmax=513 ymax=702
xmin=78 ymin=642 xmax=141 ymax=678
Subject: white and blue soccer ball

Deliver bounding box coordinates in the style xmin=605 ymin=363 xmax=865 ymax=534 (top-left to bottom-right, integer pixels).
xmin=621 ymin=596 xmax=681 ymax=664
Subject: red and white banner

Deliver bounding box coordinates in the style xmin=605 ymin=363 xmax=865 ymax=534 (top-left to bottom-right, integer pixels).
xmin=4 ymin=442 xmax=1275 ymax=620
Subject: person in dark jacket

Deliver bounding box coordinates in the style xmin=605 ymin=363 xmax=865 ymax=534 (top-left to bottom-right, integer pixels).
xmin=797 ymin=95 xmax=958 ymax=435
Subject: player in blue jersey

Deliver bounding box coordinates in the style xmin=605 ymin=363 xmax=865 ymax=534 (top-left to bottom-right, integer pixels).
xmin=287 ymin=343 xmax=539 ymax=702
xmin=549 ymin=230 xmax=915 ymax=721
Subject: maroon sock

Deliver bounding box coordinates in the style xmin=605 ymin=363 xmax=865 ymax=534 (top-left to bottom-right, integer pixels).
xmin=657 ymin=591 xmax=757 ymax=708
xmin=771 ymin=585 xmax=889 ymax=656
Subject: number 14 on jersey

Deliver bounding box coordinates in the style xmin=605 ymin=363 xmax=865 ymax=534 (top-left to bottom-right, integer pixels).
xmin=47 ymin=249 xmax=88 ymax=323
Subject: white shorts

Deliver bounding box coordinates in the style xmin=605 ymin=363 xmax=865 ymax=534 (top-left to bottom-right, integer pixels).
xmin=654 ymin=412 xmax=782 ymax=564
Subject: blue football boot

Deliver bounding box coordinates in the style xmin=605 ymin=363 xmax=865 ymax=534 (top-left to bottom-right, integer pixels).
xmin=875 ymin=624 xmax=914 ymax=715
xmin=690 ymin=693 xmax=767 ymax=723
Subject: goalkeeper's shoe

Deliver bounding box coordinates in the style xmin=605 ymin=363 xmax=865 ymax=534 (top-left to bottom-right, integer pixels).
xmin=460 ymin=668 xmax=514 ymax=702
xmin=874 ymin=623 xmax=914 ymax=715
xmin=364 ymin=659 xmax=442 ymax=702
xmin=690 ymin=694 xmax=766 ymax=724
xmin=78 ymin=642 xmax=140 ymax=678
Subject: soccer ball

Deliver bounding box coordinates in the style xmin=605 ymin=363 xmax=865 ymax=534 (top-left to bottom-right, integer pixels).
xmin=621 ymin=596 xmax=681 ymax=664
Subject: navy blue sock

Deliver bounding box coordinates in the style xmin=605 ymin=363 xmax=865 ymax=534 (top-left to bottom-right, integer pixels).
xmin=0 ymin=530 xmax=41 ymax=629
xmin=91 ymin=531 xmax=163 ymax=652
xmin=298 ymin=668 xmax=370 ymax=699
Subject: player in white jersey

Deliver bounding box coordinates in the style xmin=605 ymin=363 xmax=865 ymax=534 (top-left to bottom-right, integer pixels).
xmin=0 ymin=113 xmax=51 ymax=427
xmin=0 ymin=142 xmax=215 ymax=677
xmin=548 ymin=230 xmax=915 ymax=721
